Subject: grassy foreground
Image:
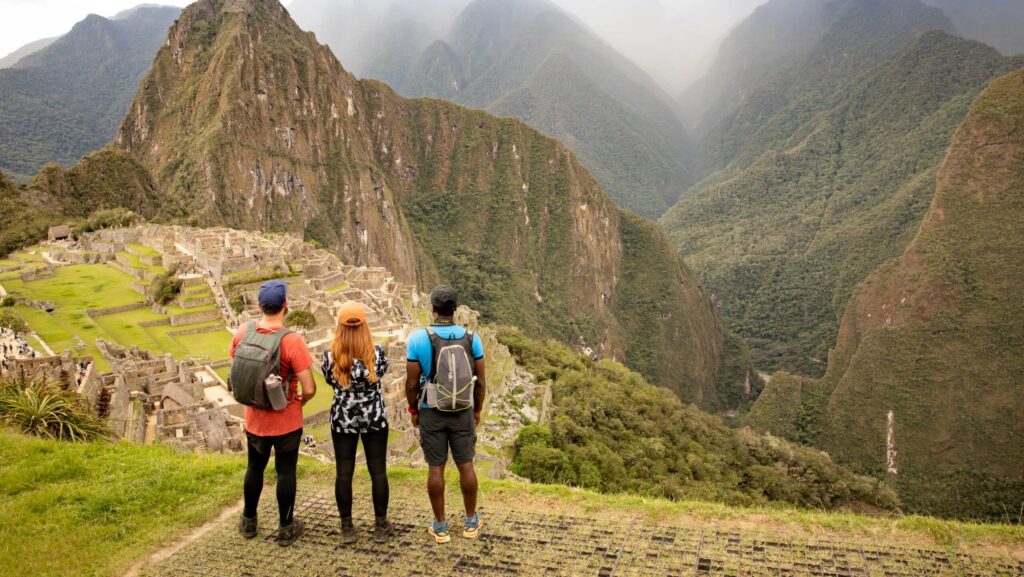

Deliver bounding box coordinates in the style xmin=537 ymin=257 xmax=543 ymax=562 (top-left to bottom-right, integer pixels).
xmin=0 ymin=432 xmax=244 ymax=577
xmin=1 ymin=432 xmax=1021 ymax=577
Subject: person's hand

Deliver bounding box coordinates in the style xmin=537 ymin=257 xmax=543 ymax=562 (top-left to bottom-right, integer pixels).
xmin=474 ymin=411 xmax=482 ymax=428
xmin=411 ymin=412 xmax=419 ymax=427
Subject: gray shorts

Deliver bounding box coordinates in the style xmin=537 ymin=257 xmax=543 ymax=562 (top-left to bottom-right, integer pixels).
xmin=419 ymin=408 xmax=476 ymax=466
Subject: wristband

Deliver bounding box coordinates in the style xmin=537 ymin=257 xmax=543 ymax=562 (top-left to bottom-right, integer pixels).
xmin=407 ymin=405 xmax=419 ymax=415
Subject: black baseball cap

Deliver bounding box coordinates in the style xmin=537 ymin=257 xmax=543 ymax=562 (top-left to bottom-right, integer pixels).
xmin=430 ymin=285 xmax=458 ymax=310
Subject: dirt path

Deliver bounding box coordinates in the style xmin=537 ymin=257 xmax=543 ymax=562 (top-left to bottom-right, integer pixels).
xmin=121 ymin=499 xmax=244 ymax=577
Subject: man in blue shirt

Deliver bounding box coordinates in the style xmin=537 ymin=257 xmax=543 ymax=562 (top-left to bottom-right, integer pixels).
xmin=405 ymin=285 xmax=486 ymax=544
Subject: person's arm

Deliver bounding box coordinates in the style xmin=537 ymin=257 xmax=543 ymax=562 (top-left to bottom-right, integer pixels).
xmin=473 ymin=358 xmax=486 ymax=427
xmin=296 ymin=368 xmax=315 ymax=406
xmin=405 ymin=360 xmax=421 ymax=426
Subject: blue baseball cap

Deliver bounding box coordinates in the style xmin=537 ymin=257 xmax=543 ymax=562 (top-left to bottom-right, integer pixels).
xmin=258 ymin=280 xmax=288 ymax=309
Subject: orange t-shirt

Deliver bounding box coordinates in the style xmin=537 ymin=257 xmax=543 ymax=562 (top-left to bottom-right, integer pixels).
xmin=229 ymin=323 xmax=313 ymax=437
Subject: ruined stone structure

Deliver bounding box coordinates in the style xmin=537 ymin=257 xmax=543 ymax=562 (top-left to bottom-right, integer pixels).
xmin=97 ymin=340 xmax=245 ymax=452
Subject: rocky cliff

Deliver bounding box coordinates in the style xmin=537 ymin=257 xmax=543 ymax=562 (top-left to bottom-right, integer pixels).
xmin=111 ymin=0 xmax=746 ymax=407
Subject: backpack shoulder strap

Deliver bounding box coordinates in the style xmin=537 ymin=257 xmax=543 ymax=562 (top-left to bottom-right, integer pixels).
xmin=426 ymin=328 xmax=443 ymax=382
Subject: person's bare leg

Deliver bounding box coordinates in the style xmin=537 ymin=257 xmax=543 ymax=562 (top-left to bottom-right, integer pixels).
xmin=455 ymin=461 xmax=478 ymax=518
xmin=427 ymin=465 xmax=446 ymax=522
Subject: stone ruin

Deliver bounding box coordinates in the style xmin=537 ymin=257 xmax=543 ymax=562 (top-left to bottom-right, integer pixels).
xmin=14 ymin=224 xmax=544 ymax=469
xmin=96 ymin=340 xmax=245 ymax=453
xmin=1 ymin=351 xmax=99 ymax=405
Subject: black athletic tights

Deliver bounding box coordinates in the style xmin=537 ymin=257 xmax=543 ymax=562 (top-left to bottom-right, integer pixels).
xmin=243 ymin=441 xmax=299 ymax=527
xmin=332 ymin=428 xmax=389 ymax=519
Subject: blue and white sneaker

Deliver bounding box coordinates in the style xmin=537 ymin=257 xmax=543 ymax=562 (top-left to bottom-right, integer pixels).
xmin=463 ymin=513 xmax=482 ymax=539
xmin=428 ymin=519 xmax=451 ymax=544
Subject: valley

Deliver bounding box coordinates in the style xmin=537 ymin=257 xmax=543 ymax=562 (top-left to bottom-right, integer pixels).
xmin=0 ymin=0 xmax=1020 ymax=559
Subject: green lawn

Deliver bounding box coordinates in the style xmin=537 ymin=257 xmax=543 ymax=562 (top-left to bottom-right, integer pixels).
xmin=0 ymin=432 xmax=245 ymax=577
xmin=116 ymin=251 xmax=164 ymax=276
xmin=2 ymin=255 xmax=231 ymax=371
xmin=127 ymin=243 xmax=161 ymax=258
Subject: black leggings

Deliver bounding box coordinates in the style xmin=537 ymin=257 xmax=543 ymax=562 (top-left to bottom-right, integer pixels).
xmin=332 ymin=428 xmax=389 ymax=519
xmin=243 ymin=433 xmax=300 ymax=526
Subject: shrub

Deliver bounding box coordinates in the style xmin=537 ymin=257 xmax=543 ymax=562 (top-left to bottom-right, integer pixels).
xmin=71 ymin=208 xmax=141 ymax=237
xmin=149 ymin=266 xmax=182 ymax=306
xmin=0 ymin=309 xmax=28 ymax=334
xmin=286 ymin=309 xmax=317 ymax=330
xmin=229 ymin=294 xmax=245 ymax=314
xmin=1 ymin=296 xmax=15 ymax=307
xmin=0 ymin=378 xmax=113 ymax=442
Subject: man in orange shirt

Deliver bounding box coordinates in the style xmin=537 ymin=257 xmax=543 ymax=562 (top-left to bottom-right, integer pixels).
xmin=230 ymin=280 xmax=316 ymax=547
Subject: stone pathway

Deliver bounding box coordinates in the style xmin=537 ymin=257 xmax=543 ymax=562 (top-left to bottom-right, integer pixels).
xmin=144 ymin=490 xmax=1023 ymax=577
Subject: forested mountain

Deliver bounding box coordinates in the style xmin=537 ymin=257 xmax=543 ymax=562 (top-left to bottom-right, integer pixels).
xmin=94 ymin=0 xmax=752 ymax=409
xmin=292 ymin=0 xmax=692 ymax=218
xmin=662 ymin=0 xmax=1023 ymax=375
xmin=677 ymin=0 xmax=833 ymax=134
xmin=685 ymin=0 xmax=953 ymax=178
xmin=922 ymin=0 xmax=1024 ymax=55
xmin=0 ymin=37 xmax=58 ymax=69
xmin=747 ymin=68 xmax=1024 ymax=520
xmin=502 ymin=328 xmax=896 ymax=510
xmin=0 ymin=6 xmax=180 ymax=182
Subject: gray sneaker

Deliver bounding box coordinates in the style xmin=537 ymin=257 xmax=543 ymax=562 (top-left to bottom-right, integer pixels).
xmin=277 ymin=518 xmax=305 ymax=547
xmin=340 ymin=518 xmax=357 ymax=545
xmin=239 ymin=514 xmax=257 ymax=539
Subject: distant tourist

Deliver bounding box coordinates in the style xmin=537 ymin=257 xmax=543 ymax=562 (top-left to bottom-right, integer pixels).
xmin=321 ymin=301 xmax=392 ymax=544
xmin=228 ymin=280 xmax=316 ymax=547
xmin=405 ymin=285 xmax=486 ymax=544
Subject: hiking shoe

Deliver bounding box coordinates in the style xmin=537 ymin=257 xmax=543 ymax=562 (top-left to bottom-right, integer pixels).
xmin=239 ymin=514 xmax=258 ymax=539
xmin=372 ymin=517 xmax=392 ymax=544
xmin=277 ymin=518 xmax=305 ymax=547
xmin=463 ymin=513 xmax=482 ymax=539
xmin=427 ymin=519 xmax=451 ymax=544
xmin=340 ymin=518 xmax=357 ymax=546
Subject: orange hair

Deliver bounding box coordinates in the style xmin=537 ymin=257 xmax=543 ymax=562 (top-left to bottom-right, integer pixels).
xmin=331 ymin=309 xmax=377 ymax=389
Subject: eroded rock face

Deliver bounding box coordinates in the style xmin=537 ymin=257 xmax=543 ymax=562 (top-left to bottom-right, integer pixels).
xmin=114 ymin=0 xmax=742 ymax=406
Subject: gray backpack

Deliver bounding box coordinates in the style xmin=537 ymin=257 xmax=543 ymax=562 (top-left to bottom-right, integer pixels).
xmin=421 ymin=328 xmax=477 ymax=412
xmin=228 ymin=322 xmax=293 ymax=410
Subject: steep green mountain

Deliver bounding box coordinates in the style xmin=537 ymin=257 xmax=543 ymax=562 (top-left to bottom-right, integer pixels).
xmin=105 ymin=0 xmax=750 ymax=409
xmin=748 ymin=68 xmax=1024 ymax=520
xmin=678 ymin=0 xmax=833 ymax=133
xmin=663 ymin=23 xmax=1024 ymax=375
xmin=0 ymin=37 xmax=58 ymax=69
xmin=689 ymin=0 xmax=953 ymax=179
xmin=0 ymin=149 xmax=163 ymax=258
xmin=922 ymin=0 xmax=1024 ymax=55
xmin=0 ymin=6 xmax=180 ymax=182
xmin=298 ymin=0 xmax=693 ymax=218
xmin=501 ymin=328 xmax=897 ymax=510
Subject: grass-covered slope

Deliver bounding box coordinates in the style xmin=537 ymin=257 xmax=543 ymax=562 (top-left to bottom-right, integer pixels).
xmin=748 ymin=68 xmax=1024 ymax=520
xmin=0 ymin=6 xmax=179 ymax=181
xmin=113 ymin=0 xmax=750 ymax=408
xmin=663 ymin=30 xmax=1023 ymax=375
xmin=499 ymin=327 xmax=896 ymax=511
xmin=0 ymin=432 xmax=243 ymax=577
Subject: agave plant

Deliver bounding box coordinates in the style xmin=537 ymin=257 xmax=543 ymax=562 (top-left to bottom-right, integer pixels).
xmin=0 ymin=378 xmax=113 ymax=442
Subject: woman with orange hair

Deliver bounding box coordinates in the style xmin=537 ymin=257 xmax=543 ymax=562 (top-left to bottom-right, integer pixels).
xmin=321 ymin=301 xmax=391 ymax=545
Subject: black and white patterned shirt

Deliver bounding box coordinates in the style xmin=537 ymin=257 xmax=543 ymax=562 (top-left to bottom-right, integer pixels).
xmin=322 ymin=345 xmax=389 ymax=434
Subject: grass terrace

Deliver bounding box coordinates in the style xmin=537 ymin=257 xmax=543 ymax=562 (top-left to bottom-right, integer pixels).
xmin=0 ymin=248 xmax=232 ymax=371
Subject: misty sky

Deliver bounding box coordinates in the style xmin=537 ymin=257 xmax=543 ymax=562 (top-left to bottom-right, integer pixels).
xmin=0 ymin=0 xmax=767 ymax=92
